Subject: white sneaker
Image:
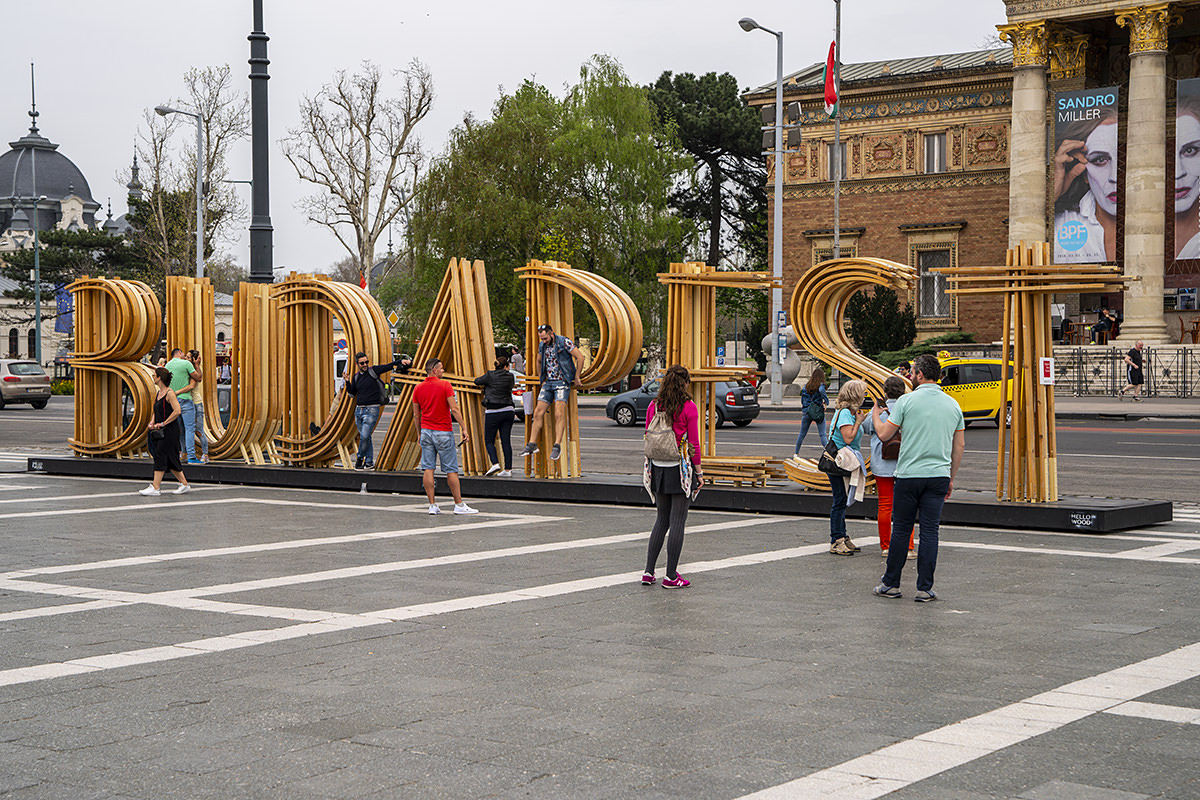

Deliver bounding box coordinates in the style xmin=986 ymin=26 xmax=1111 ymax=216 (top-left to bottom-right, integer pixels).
xmin=172 ymin=485 xmax=191 ymax=495
xmin=428 ymin=504 xmax=441 ymax=515
xmin=498 ymin=470 xmax=512 ymax=477
xmin=485 ymin=463 xmax=502 ymax=476
xmin=453 ymin=503 xmax=479 ymax=515
xmin=138 ymin=486 xmax=161 ymax=496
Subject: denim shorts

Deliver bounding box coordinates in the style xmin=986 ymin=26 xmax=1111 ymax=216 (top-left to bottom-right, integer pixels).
xmin=418 ymin=429 xmax=459 ymax=473
xmin=538 ymin=380 xmax=571 ymax=404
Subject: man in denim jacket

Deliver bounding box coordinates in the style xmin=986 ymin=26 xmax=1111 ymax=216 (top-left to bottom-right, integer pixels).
xmin=520 ymin=324 xmax=584 ymax=462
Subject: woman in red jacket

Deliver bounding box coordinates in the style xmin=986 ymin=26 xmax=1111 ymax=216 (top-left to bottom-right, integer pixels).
xmin=642 ymin=365 xmax=703 ymax=589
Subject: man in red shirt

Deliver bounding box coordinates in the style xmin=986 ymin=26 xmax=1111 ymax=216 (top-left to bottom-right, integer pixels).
xmin=412 ymin=358 xmax=477 ymax=515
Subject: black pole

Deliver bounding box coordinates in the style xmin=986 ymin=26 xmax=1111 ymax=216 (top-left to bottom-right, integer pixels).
xmin=248 ymin=0 xmax=274 ymax=282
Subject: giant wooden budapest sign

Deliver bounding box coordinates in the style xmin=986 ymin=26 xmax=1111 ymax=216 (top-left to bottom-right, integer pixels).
xmin=68 ymin=259 xmax=641 ymax=478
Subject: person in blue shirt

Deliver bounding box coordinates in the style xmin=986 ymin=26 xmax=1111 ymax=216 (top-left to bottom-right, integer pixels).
xmin=795 ymin=367 xmax=829 ymax=454
xmin=827 ymin=379 xmax=868 ymax=556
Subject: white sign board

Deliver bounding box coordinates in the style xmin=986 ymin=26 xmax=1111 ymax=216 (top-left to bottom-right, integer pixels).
xmin=1039 ymin=357 xmax=1055 ymax=385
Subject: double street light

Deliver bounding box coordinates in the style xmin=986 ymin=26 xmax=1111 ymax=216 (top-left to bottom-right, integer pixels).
xmin=154 ymin=105 xmax=205 ymax=279
xmin=739 ymin=16 xmax=786 ymax=406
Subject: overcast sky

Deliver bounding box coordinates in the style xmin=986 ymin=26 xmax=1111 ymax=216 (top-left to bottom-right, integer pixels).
xmin=10 ymin=0 xmax=1006 ymax=275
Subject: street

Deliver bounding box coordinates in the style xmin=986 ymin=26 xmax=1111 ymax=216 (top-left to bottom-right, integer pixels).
xmin=2 ymin=396 xmax=1198 ymax=504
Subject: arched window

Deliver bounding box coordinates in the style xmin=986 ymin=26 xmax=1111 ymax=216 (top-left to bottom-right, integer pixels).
xmin=7 ymin=329 xmax=17 ymax=358
xmin=217 ymin=332 xmax=225 ymax=342
xmin=27 ymin=329 xmax=36 ymax=361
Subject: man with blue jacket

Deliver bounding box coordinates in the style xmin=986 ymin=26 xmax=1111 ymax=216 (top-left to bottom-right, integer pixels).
xmin=519 ymin=324 xmax=584 ymax=462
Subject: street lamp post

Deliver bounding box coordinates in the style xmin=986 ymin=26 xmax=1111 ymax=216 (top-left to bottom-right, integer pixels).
xmin=154 ymin=105 xmax=205 ymax=279
xmin=31 ymin=194 xmax=46 ymax=365
xmin=739 ymin=16 xmax=785 ymax=406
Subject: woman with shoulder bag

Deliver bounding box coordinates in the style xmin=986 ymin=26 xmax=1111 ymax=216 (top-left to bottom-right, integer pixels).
xmin=795 ymin=368 xmax=829 ymax=454
xmin=139 ymin=367 xmax=191 ymax=496
xmin=827 ymin=379 xmax=868 ymax=556
xmin=860 ymin=376 xmax=913 ymax=559
xmin=641 ymin=365 xmax=702 ymax=589
xmin=474 ymin=355 xmax=517 ymax=476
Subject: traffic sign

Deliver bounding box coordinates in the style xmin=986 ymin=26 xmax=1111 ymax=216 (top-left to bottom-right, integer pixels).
xmin=717 ymin=356 xmax=725 ymax=367
xmin=387 ymin=310 xmax=400 ymax=327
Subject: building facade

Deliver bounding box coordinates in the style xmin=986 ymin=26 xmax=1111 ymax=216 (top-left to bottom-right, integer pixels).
xmin=1002 ymin=0 xmax=1200 ymax=342
xmin=745 ymin=49 xmax=1015 ymax=343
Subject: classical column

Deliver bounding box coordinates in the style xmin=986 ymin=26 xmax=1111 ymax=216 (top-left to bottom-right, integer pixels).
xmin=998 ymin=21 xmax=1049 ymax=248
xmin=1116 ymin=3 xmax=1180 ymax=342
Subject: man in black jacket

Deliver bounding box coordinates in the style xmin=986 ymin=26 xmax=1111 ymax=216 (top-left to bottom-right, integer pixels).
xmin=345 ymin=351 xmax=411 ymax=469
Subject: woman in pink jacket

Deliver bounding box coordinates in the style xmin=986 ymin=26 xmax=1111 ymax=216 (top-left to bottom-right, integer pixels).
xmin=642 ymin=365 xmax=703 ymax=589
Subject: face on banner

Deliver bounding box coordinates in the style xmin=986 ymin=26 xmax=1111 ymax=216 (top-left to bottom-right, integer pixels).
xmin=1053 ymin=87 xmax=1120 ymax=264
xmin=1175 ymin=78 xmax=1200 ymax=261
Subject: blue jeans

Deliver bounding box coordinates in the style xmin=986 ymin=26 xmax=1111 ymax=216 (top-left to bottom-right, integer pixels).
xmin=178 ymin=398 xmax=196 ymax=460
xmin=829 ymin=472 xmax=848 ymax=543
xmin=192 ymin=402 xmax=208 ymax=458
xmin=795 ymin=416 xmax=828 ymax=451
xmin=418 ymin=429 xmax=459 ymax=473
xmin=538 ymin=380 xmax=570 ymax=404
xmin=354 ymin=405 xmax=382 ymax=466
xmin=882 ymin=476 xmax=951 ymax=592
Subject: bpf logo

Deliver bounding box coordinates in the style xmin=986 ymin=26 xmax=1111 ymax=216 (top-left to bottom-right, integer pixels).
xmin=1057 ymin=220 xmax=1089 ymax=252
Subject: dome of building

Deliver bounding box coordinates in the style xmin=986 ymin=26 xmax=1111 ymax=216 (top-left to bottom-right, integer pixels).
xmin=0 ymin=114 xmax=100 ymax=234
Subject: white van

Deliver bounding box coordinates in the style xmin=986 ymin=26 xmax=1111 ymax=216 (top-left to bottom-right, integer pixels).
xmin=334 ymin=351 xmax=348 ymax=394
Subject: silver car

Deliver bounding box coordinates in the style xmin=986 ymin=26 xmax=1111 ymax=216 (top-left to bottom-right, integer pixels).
xmin=0 ymin=359 xmax=51 ymax=409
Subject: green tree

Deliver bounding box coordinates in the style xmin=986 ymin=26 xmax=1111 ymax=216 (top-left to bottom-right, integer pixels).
xmin=397 ymin=56 xmax=695 ymax=344
xmin=844 ymin=287 xmax=917 ymax=359
xmin=646 ymin=71 xmax=764 ymax=268
xmin=1 ymin=230 xmax=144 ymax=322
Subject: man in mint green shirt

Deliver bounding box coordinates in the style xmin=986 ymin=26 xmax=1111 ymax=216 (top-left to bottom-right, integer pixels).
xmin=867 ymin=353 xmax=965 ymax=603
xmin=165 ymin=349 xmax=200 ymax=462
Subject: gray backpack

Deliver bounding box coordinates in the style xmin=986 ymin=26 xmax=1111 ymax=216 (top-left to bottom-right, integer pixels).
xmin=644 ymin=410 xmax=681 ymax=461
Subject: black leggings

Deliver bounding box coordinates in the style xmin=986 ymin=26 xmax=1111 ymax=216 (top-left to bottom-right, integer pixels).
xmin=645 ymin=492 xmax=690 ymax=579
xmin=483 ymin=409 xmax=514 ymax=467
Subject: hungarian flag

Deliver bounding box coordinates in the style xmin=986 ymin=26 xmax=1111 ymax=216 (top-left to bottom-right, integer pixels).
xmin=823 ymin=41 xmax=839 ymax=119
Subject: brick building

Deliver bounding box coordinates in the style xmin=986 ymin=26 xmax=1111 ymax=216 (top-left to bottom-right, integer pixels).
xmin=743 ymin=48 xmax=1015 ymax=343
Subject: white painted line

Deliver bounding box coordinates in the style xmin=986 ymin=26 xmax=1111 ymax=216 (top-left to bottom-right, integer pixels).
xmin=736 ymin=641 xmax=1200 ymax=800
xmin=0 ymin=513 xmax=568 ymax=579
xmin=0 ymin=486 xmax=225 ymax=505
xmin=0 ymin=518 xmax=799 ymax=687
xmin=1104 ymin=701 xmax=1200 ymax=724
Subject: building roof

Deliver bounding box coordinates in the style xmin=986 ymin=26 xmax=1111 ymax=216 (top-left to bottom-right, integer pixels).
xmin=750 ymin=47 xmax=1012 ymax=95
xmin=0 ymin=128 xmax=98 ymax=207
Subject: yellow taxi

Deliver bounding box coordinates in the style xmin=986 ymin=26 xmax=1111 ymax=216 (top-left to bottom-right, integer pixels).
xmin=935 ymin=354 xmax=1014 ymax=427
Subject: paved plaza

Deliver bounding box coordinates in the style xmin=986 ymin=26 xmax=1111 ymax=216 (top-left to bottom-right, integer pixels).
xmin=0 ymin=474 xmax=1198 ymax=798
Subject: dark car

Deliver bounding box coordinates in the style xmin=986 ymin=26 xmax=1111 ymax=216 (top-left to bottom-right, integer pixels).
xmin=605 ymin=379 xmax=759 ymax=427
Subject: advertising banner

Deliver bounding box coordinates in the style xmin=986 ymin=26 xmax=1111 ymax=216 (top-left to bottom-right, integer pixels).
xmin=1174 ymin=78 xmax=1200 ymax=263
xmin=1053 ymin=86 xmax=1119 ymax=263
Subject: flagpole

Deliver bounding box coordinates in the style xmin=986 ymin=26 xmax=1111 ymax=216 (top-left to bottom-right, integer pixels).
xmin=833 ymin=0 xmax=842 ymax=259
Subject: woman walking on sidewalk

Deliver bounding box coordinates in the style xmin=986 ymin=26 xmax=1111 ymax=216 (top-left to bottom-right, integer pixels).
xmin=140 ymin=367 xmax=191 ymax=497
xmin=642 ymin=365 xmax=702 ymax=589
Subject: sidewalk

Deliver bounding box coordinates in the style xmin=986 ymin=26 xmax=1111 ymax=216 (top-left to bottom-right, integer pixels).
xmin=577 ymin=391 xmax=1200 ymax=420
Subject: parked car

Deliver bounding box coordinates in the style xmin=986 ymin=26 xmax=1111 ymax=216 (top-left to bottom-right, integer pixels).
xmin=0 ymin=359 xmax=51 ymax=409
xmin=605 ymin=379 xmax=760 ymax=427
xmin=511 ymin=371 xmax=527 ymax=422
xmin=937 ymin=356 xmax=1014 ymax=427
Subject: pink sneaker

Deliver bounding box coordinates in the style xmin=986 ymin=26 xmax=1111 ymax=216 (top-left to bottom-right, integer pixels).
xmin=662 ymin=575 xmax=690 ymax=589
xmin=641 ymin=572 xmax=655 ymax=585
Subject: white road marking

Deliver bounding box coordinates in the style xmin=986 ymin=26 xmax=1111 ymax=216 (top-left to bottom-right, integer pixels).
xmin=0 ymin=486 xmax=224 ymax=505
xmin=737 ymin=641 xmax=1200 ymax=799
xmin=0 ymin=514 xmax=568 ymax=579
xmin=0 ymin=517 xmax=796 ymax=687
xmin=1104 ymin=701 xmax=1200 ymax=724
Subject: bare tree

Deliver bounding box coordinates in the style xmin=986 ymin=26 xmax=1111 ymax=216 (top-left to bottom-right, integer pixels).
xmin=125 ymin=65 xmax=250 ymax=283
xmin=322 ymin=255 xmax=363 ymax=284
xmin=282 ymin=60 xmax=433 ymax=285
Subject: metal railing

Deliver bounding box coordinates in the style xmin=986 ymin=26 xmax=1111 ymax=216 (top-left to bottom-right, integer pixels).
xmin=1052 ymin=345 xmax=1199 ymax=398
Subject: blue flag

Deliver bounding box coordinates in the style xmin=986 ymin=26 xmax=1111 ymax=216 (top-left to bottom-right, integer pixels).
xmin=54 ymin=285 xmax=73 ymax=334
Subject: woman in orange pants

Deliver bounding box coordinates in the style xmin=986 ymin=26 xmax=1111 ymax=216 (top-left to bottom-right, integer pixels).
xmin=862 ymin=376 xmax=913 ymax=557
